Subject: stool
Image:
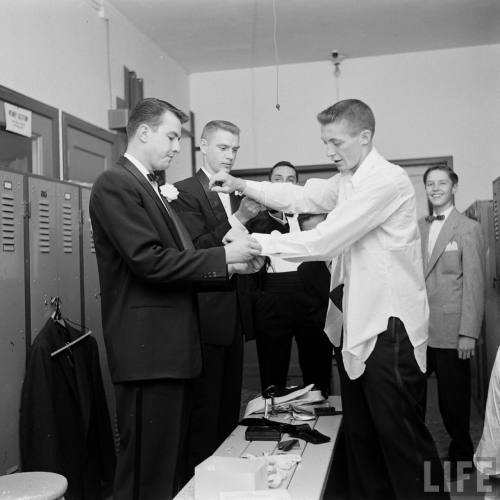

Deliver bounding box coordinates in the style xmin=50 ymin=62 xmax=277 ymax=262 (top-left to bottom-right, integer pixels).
xmin=0 ymin=472 xmax=67 ymax=499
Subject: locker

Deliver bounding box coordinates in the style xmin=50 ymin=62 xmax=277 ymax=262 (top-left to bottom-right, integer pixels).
xmin=80 ymin=187 xmax=116 ymax=442
xmin=464 ymin=200 xmax=500 ymax=411
xmin=28 ymin=178 xmax=81 ymax=341
xmin=0 ymin=170 xmax=26 ymax=474
xmin=28 ymin=177 xmax=59 ymax=339
xmin=493 ymin=177 xmax=500 ymax=286
xmin=55 ymin=182 xmax=81 ymax=326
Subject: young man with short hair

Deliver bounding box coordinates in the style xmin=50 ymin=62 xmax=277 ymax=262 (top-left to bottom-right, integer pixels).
xmin=419 ymin=165 xmax=485 ymax=471
xmin=90 ymin=101 xmax=262 ymax=499
xmin=211 ymin=99 xmax=448 ymax=499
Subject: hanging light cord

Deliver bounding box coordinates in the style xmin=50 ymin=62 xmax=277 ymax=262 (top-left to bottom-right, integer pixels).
xmin=272 ymin=0 xmax=280 ymax=110
xmin=104 ymin=17 xmax=113 ymax=108
xmin=335 ymin=64 xmax=340 ymax=102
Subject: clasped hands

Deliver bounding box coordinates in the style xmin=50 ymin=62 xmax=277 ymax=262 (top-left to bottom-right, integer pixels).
xmin=210 ymin=172 xmax=266 ymax=275
xmin=225 ymin=233 xmax=264 ymax=275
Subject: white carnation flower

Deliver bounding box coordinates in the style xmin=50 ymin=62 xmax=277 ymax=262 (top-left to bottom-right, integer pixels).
xmin=159 ymin=183 xmax=179 ymax=202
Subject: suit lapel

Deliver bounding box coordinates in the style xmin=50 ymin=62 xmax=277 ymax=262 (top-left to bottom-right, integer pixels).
xmin=119 ymin=157 xmax=184 ymax=250
xmin=196 ymin=169 xmax=228 ymax=222
xmin=426 ymin=208 xmax=459 ymax=278
xmin=420 ymin=221 xmax=430 ymax=270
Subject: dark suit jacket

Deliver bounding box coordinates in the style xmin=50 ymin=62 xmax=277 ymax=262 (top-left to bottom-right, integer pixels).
xmin=418 ymin=207 xmax=485 ymax=348
xmin=89 ymin=157 xmax=228 ymax=382
xmin=174 ymin=169 xmax=254 ymax=343
xmin=20 ymin=318 xmax=115 ymax=500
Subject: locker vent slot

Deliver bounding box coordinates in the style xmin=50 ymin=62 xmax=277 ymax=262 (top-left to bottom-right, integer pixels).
xmin=39 ymin=199 xmax=51 ymax=253
xmin=1 ymin=193 xmax=15 ymax=252
xmin=494 ymin=199 xmax=499 ymax=242
xmin=90 ymin=227 xmax=96 ymax=254
xmin=62 ymin=203 xmax=73 ymax=253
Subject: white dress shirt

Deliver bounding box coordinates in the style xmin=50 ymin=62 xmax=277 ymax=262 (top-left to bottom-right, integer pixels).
xmin=243 ymin=148 xmax=429 ymax=379
xmin=124 ymin=152 xmax=171 ymax=210
xmin=266 ymin=211 xmax=300 ymax=273
xmin=427 ymin=205 xmax=454 ymax=257
xmin=200 ymin=167 xmax=247 ymax=234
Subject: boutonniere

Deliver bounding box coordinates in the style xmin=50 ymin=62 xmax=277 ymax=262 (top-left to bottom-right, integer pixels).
xmin=159 ymin=183 xmax=179 ymax=202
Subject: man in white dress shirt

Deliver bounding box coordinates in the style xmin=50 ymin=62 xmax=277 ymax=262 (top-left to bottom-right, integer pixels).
xmin=211 ymin=99 xmax=448 ymax=499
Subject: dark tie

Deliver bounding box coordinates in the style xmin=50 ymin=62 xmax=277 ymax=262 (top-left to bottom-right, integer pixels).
xmin=147 ymin=172 xmax=163 ymax=184
xmin=425 ymin=214 xmax=445 ymax=223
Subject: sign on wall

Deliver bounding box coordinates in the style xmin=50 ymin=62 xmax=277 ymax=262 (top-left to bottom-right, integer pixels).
xmin=4 ymin=103 xmax=32 ymax=138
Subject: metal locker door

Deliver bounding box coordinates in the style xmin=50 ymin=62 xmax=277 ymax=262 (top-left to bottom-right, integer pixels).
xmin=0 ymin=170 xmax=26 ymax=474
xmin=465 ymin=201 xmax=493 ymax=412
xmin=55 ymin=182 xmax=81 ymax=325
xmin=80 ymin=187 xmax=116 ymax=435
xmin=28 ymin=177 xmax=58 ymax=341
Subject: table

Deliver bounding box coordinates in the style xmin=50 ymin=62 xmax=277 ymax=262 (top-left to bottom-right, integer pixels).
xmin=175 ymin=396 xmax=342 ymax=500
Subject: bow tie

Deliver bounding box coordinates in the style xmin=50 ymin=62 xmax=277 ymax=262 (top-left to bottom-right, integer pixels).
xmin=425 ymin=214 xmax=445 ymax=223
xmin=147 ymin=172 xmax=163 ymax=184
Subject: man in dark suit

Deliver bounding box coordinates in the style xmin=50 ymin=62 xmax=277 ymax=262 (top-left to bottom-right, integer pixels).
xmin=247 ymin=163 xmax=333 ymax=395
xmin=419 ymin=165 xmax=485 ymax=471
xmin=89 ymin=99 xmax=262 ymax=500
xmin=174 ymin=120 xmax=262 ymax=473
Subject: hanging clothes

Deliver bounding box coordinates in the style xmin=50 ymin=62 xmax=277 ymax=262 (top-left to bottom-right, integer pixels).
xmin=20 ymin=317 xmax=116 ymax=500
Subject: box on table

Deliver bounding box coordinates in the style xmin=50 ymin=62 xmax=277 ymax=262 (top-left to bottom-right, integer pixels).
xmin=194 ymin=456 xmax=268 ymax=500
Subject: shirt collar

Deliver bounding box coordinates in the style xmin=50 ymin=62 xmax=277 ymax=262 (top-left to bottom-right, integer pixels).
xmin=200 ymin=166 xmax=214 ymax=180
xmin=124 ymin=152 xmax=151 ymax=180
xmin=350 ymin=147 xmax=379 ymax=189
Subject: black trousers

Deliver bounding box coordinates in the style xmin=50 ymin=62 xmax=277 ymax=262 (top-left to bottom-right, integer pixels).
xmin=426 ymin=346 xmax=473 ymax=461
xmin=185 ymin=331 xmax=244 ymax=476
xmin=334 ymin=318 xmax=449 ymax=500
xmin=113 ymin=379 xmax=193 ymax=500
xmin=254 ymin=272 xmax=333 ymax=395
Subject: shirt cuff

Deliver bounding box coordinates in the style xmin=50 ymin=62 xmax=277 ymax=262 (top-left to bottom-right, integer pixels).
xmin=252 ymin=232 xmax=280 ymax=256
xmin=243 ymin=180 xmax=263 ymax=201
xmin=228 ymin=214 xmax=248 ymax=233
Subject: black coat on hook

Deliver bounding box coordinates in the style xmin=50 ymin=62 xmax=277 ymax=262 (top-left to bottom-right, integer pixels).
xmin=20 ymin=318 xmax=116 ymax=500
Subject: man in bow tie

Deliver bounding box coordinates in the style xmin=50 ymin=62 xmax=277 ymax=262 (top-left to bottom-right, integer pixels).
xmin=419 ymin=165 xmax=485 ymax=473
xmin=174 ymin=120 xmax=264 ymax=475
xmin=89 ymin=100 xmax=262 ymax=500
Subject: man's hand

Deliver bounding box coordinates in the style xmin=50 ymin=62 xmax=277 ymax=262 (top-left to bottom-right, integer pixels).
xmin=234 ymin=196 xmax=265 ymax=224
xmin=457 ymin=336 xmax=476 ymax=360
xmin=228 ymin=256 xmax=266 ymax=275
xmin=224 ymin=234 xmax=262 ymax=263
xmin=210 ymin=171 xmax=247 ymax=194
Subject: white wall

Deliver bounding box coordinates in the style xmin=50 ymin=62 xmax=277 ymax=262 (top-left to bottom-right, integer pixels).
xmin=191 ymin=44 xmax=500 ymax=210
xmin=0 ymin=0 xmax=192 ymax=181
